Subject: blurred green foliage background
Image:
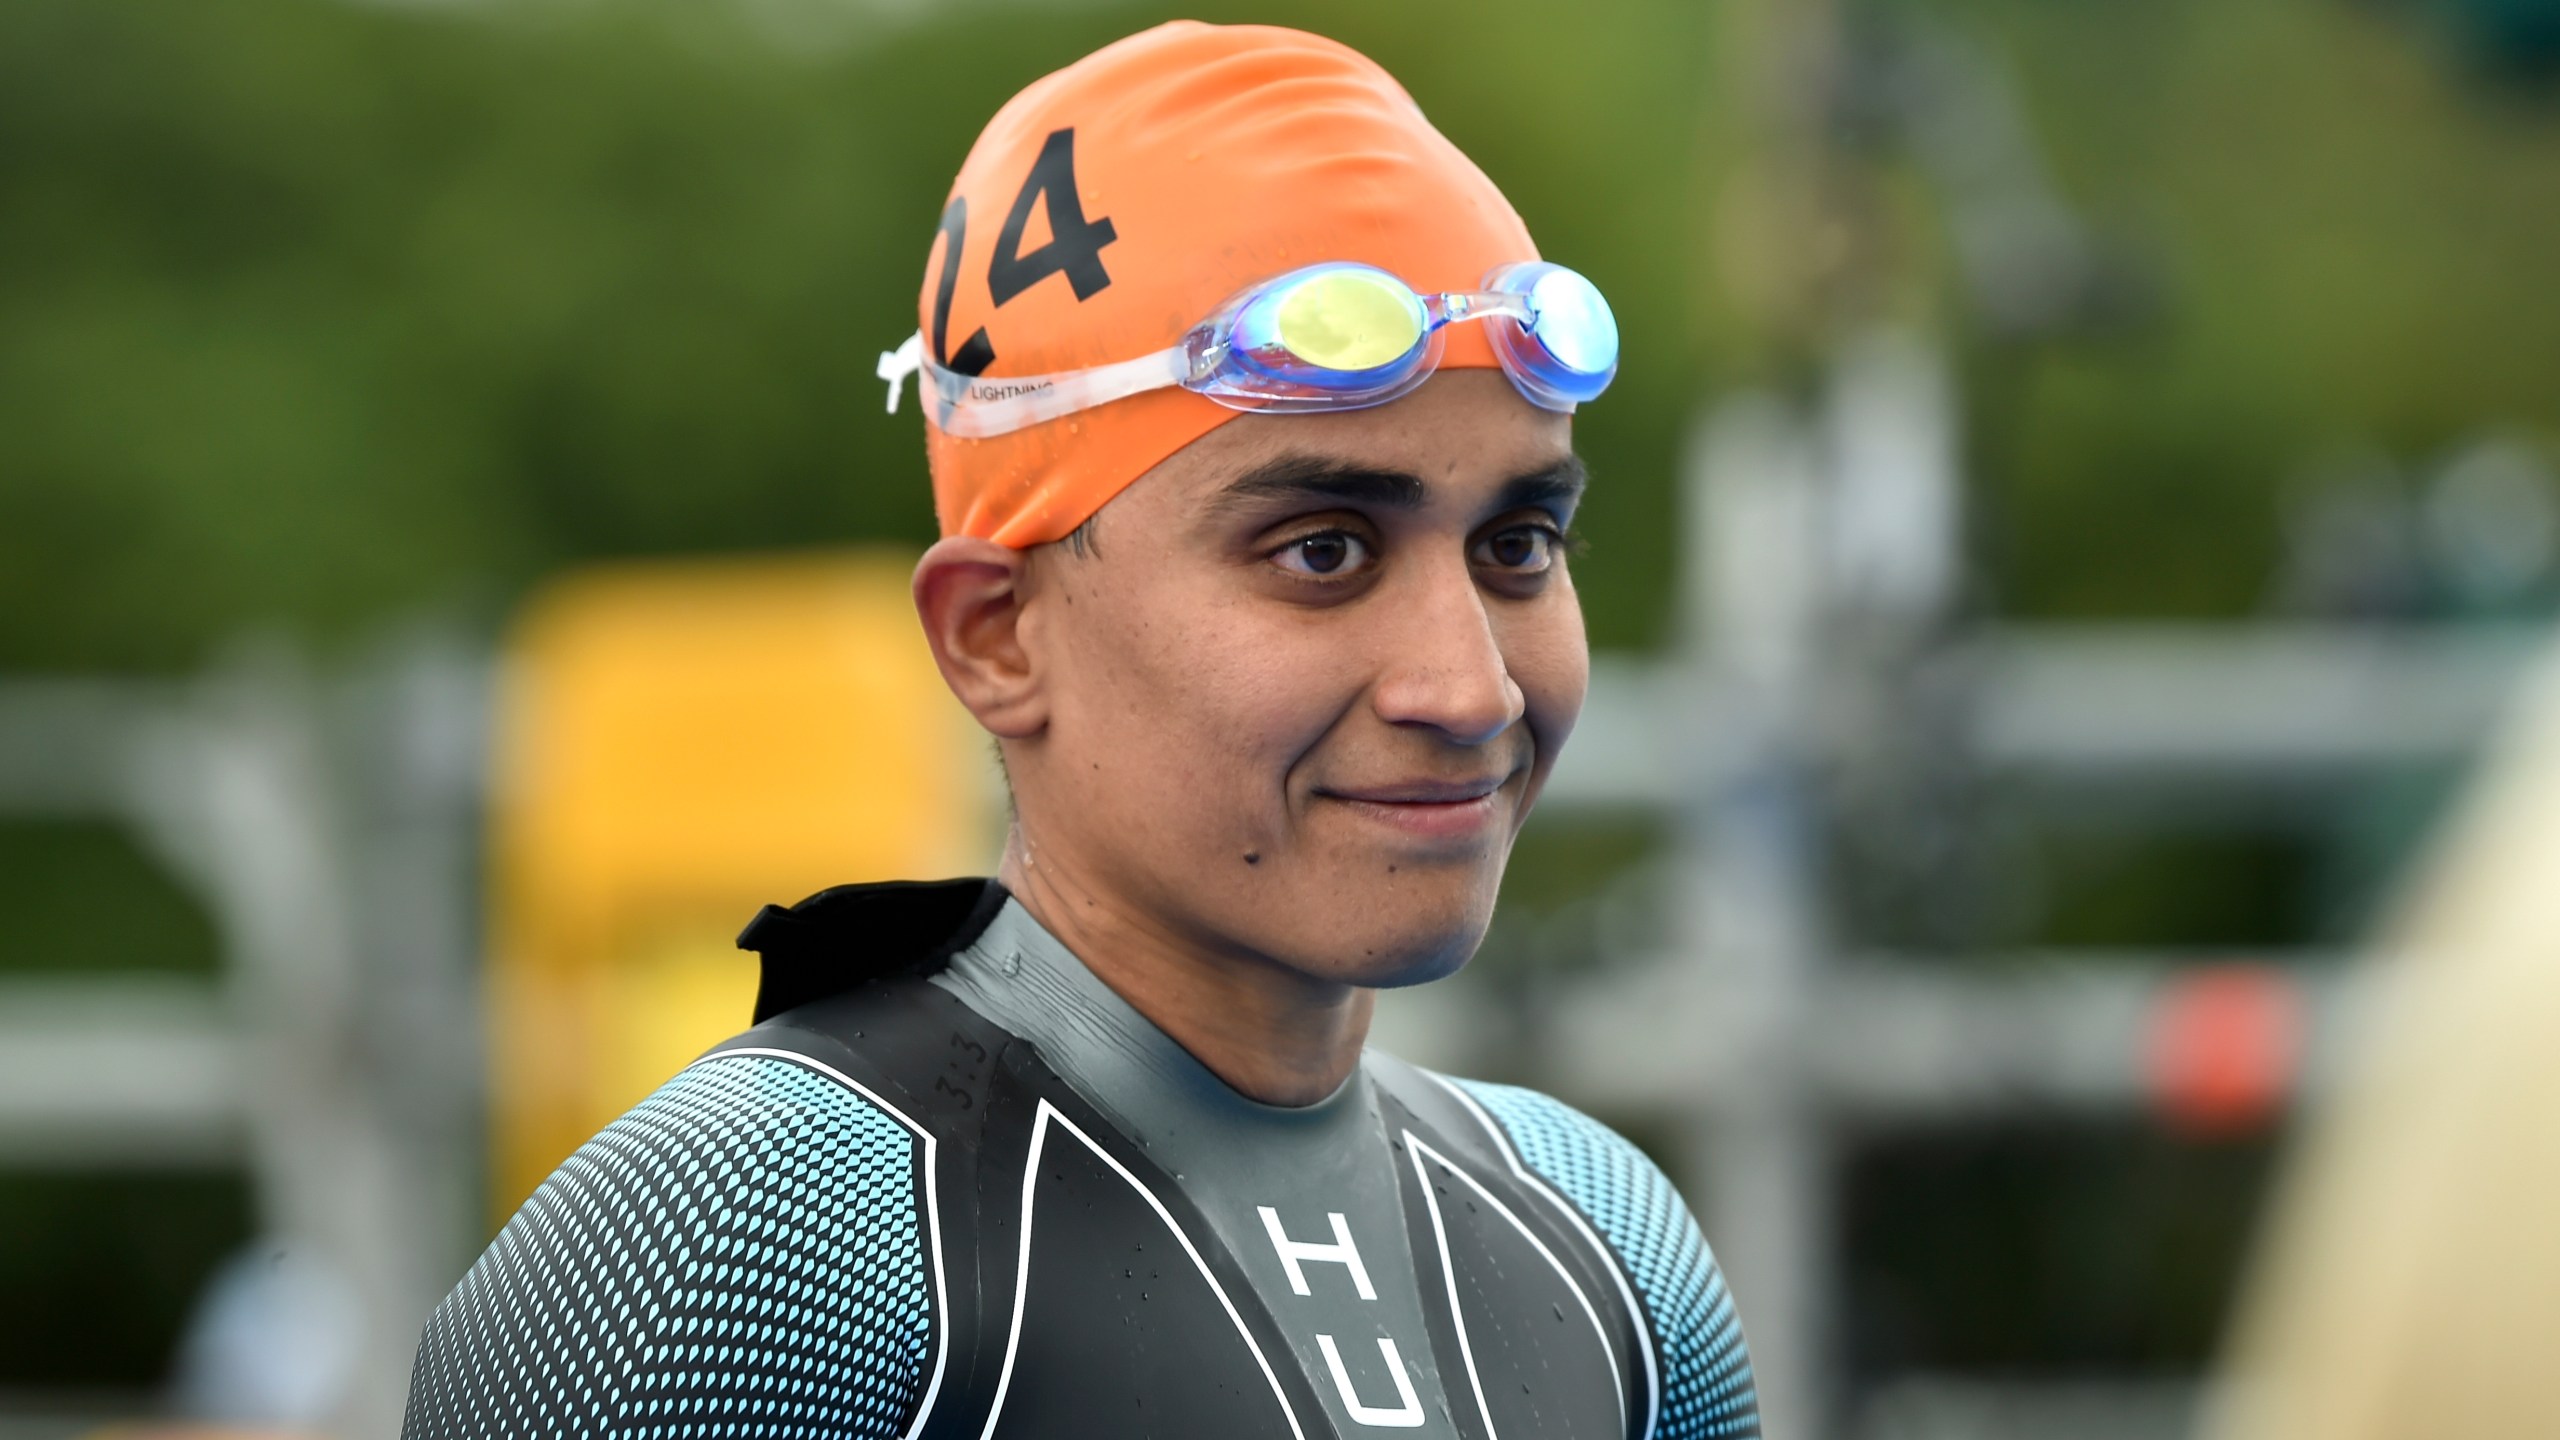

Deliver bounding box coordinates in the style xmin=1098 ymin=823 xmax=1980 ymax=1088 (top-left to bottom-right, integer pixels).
xmin=7 ymin=0 xmax=2554 ymax=678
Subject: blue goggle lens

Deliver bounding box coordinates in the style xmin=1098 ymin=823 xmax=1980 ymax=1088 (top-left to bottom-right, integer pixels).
xmin=1488 ymin=262 xmax=1618 ymax=408
xmin=1526 ymin=267 xmax=1618 ymax=376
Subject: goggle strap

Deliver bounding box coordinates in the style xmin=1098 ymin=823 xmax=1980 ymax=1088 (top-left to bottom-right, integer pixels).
xmin=924 ymin=345 xmax=1187 ymax=440
xmin=877 ymin=332 xmax=924 ymax=415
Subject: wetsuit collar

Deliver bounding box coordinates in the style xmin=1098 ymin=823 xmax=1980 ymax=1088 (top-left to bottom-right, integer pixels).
xmin=931 ymin=898 xmax=1372 ymax=1161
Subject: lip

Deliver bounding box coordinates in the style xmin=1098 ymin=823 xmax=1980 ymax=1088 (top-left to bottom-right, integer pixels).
xmin=1316 ymin=776 xmax=1511 ymax=840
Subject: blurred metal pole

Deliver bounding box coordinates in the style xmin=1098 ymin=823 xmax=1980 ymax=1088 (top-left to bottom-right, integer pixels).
xmin=120 ymin=643 xmax=418 ymax=1435
xmin=338 ymin=630 xmax=491 ymax=1414
xmin=1546 ymin=953 xmax=2356 ymax=1121
xmin=1679 ymin=394 xmax=1834 ymax=1440
xmin=1549 ymin=625 xmax=2547 ymax=811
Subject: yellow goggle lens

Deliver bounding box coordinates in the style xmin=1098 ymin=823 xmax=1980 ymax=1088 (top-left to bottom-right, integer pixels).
xmin=1274 ymin=271 xmax=1426 ymax=372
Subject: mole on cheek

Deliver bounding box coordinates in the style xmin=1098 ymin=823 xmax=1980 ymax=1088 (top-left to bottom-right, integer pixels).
xmin=1243 ymin=852 xmax=1261 ymax=865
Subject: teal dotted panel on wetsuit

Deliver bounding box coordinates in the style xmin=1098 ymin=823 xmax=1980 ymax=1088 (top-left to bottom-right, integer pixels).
xmin=403 ymin=1054 xmax=933 ymax=1440
xmin=1454 ymin=1080 xmax=1761 ymax=1440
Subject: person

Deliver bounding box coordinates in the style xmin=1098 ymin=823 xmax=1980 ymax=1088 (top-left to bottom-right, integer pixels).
xmin=2207 ymin=642 xmax=2560 ymax=1440
xmin=403 ymin=21 xmax=1759 ymax=1440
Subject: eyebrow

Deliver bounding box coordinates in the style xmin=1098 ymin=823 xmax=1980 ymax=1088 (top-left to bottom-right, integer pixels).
xmin=1209 ymin=452 xmax=1588 ymax=521
xmin=1497 ymin=454 xmax=1589 ymax=517
xmin=1210 ymin=455 xmax=1428 ymax=515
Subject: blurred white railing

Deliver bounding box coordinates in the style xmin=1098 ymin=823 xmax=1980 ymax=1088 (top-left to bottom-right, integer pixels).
xmin=0 ymin=636 xmax=486 ymax=1438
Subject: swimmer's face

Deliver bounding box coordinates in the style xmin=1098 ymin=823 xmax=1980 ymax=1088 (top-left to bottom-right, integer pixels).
xmin=949 ymin=369 xmax=1588 ymax=986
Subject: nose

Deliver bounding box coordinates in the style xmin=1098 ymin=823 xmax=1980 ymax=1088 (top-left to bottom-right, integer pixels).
xmin=1369 ymin=560 xmax=1526 ymax=747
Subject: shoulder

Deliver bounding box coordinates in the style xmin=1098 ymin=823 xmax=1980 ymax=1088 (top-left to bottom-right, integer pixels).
xmin=1431 ymin=1073 xmax=1763 ymax=1440
xmin=403 ymin=1050 xmax=942 ymax=1440
xmin=1438 ymin=1076 xmax=1696 ymax=1261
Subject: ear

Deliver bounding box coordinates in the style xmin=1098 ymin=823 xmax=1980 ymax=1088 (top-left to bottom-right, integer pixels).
xmin=913 ymin=536 xmax=1046 ymax=739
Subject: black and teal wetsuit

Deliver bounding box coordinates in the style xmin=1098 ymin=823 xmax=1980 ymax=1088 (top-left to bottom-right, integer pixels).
xmin=403 ymin=879 xmax=1760 ymax=1439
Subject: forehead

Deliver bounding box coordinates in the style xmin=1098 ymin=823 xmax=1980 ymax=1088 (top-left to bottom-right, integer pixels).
xmin=1115 ymin=370 xmax=1576 ymax=526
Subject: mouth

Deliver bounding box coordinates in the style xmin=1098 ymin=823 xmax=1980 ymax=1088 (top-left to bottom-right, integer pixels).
xmin=1314 ymin=775 xmax=1513 ymax=841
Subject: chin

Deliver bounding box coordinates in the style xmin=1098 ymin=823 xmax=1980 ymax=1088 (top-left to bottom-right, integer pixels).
xmin=1184 ymin=842 xmax=1512 ymax=989
xmin=1350 ymin=941 xmax=1477 ymax=991
xmin=1280 ymin=898 xmax=1493 ymax=991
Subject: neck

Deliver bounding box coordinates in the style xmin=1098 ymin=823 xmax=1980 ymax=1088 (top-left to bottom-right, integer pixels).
xmin=997 ymin=832 xmax=1373 ymax=1107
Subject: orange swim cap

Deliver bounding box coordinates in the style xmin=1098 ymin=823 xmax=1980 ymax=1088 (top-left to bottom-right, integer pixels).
xmin=915 ymin=21 xmax=1539 ymax=548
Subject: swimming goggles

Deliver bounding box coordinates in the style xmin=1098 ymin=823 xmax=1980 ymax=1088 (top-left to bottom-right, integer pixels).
xmin=877 ymin=260 xmax=1619 ymax=439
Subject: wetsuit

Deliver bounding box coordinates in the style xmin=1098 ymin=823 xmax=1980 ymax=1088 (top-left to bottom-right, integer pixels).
xmin=403 ymin=879 xmax=1760 ymax=1439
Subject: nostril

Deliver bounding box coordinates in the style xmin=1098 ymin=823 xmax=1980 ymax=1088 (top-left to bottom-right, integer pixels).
xmin=1372 ymin=665 xmax=1520 ymax=747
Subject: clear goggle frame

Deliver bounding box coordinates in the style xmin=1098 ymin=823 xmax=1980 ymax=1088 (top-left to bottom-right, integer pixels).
xmin=878 ymin=260 xmax=1620 ymax=440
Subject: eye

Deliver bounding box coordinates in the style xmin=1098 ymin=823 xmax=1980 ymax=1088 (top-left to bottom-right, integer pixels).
xmin=1271 ymin=530 xmax=1371 ymax=578
xmin=1474 ymin=523 xmax=1560 ymax=573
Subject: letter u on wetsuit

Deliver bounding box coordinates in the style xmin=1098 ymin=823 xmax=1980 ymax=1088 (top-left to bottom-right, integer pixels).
xmin=403 ymin=880 xmax=1761 ymax=1439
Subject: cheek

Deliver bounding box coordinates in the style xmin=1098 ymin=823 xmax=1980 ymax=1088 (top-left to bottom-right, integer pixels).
xmin=1500 ymin=585 xmax=1590 ymax=762
xmin=1057 ymin=583 xmax=1359 ymax=802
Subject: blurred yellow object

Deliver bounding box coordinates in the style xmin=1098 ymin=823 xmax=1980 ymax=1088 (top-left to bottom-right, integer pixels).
xmin=2211 ymin=638 xmax=2560 ymax=1440
xmin=487 ymin=550 xmax=990 ymax=1224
